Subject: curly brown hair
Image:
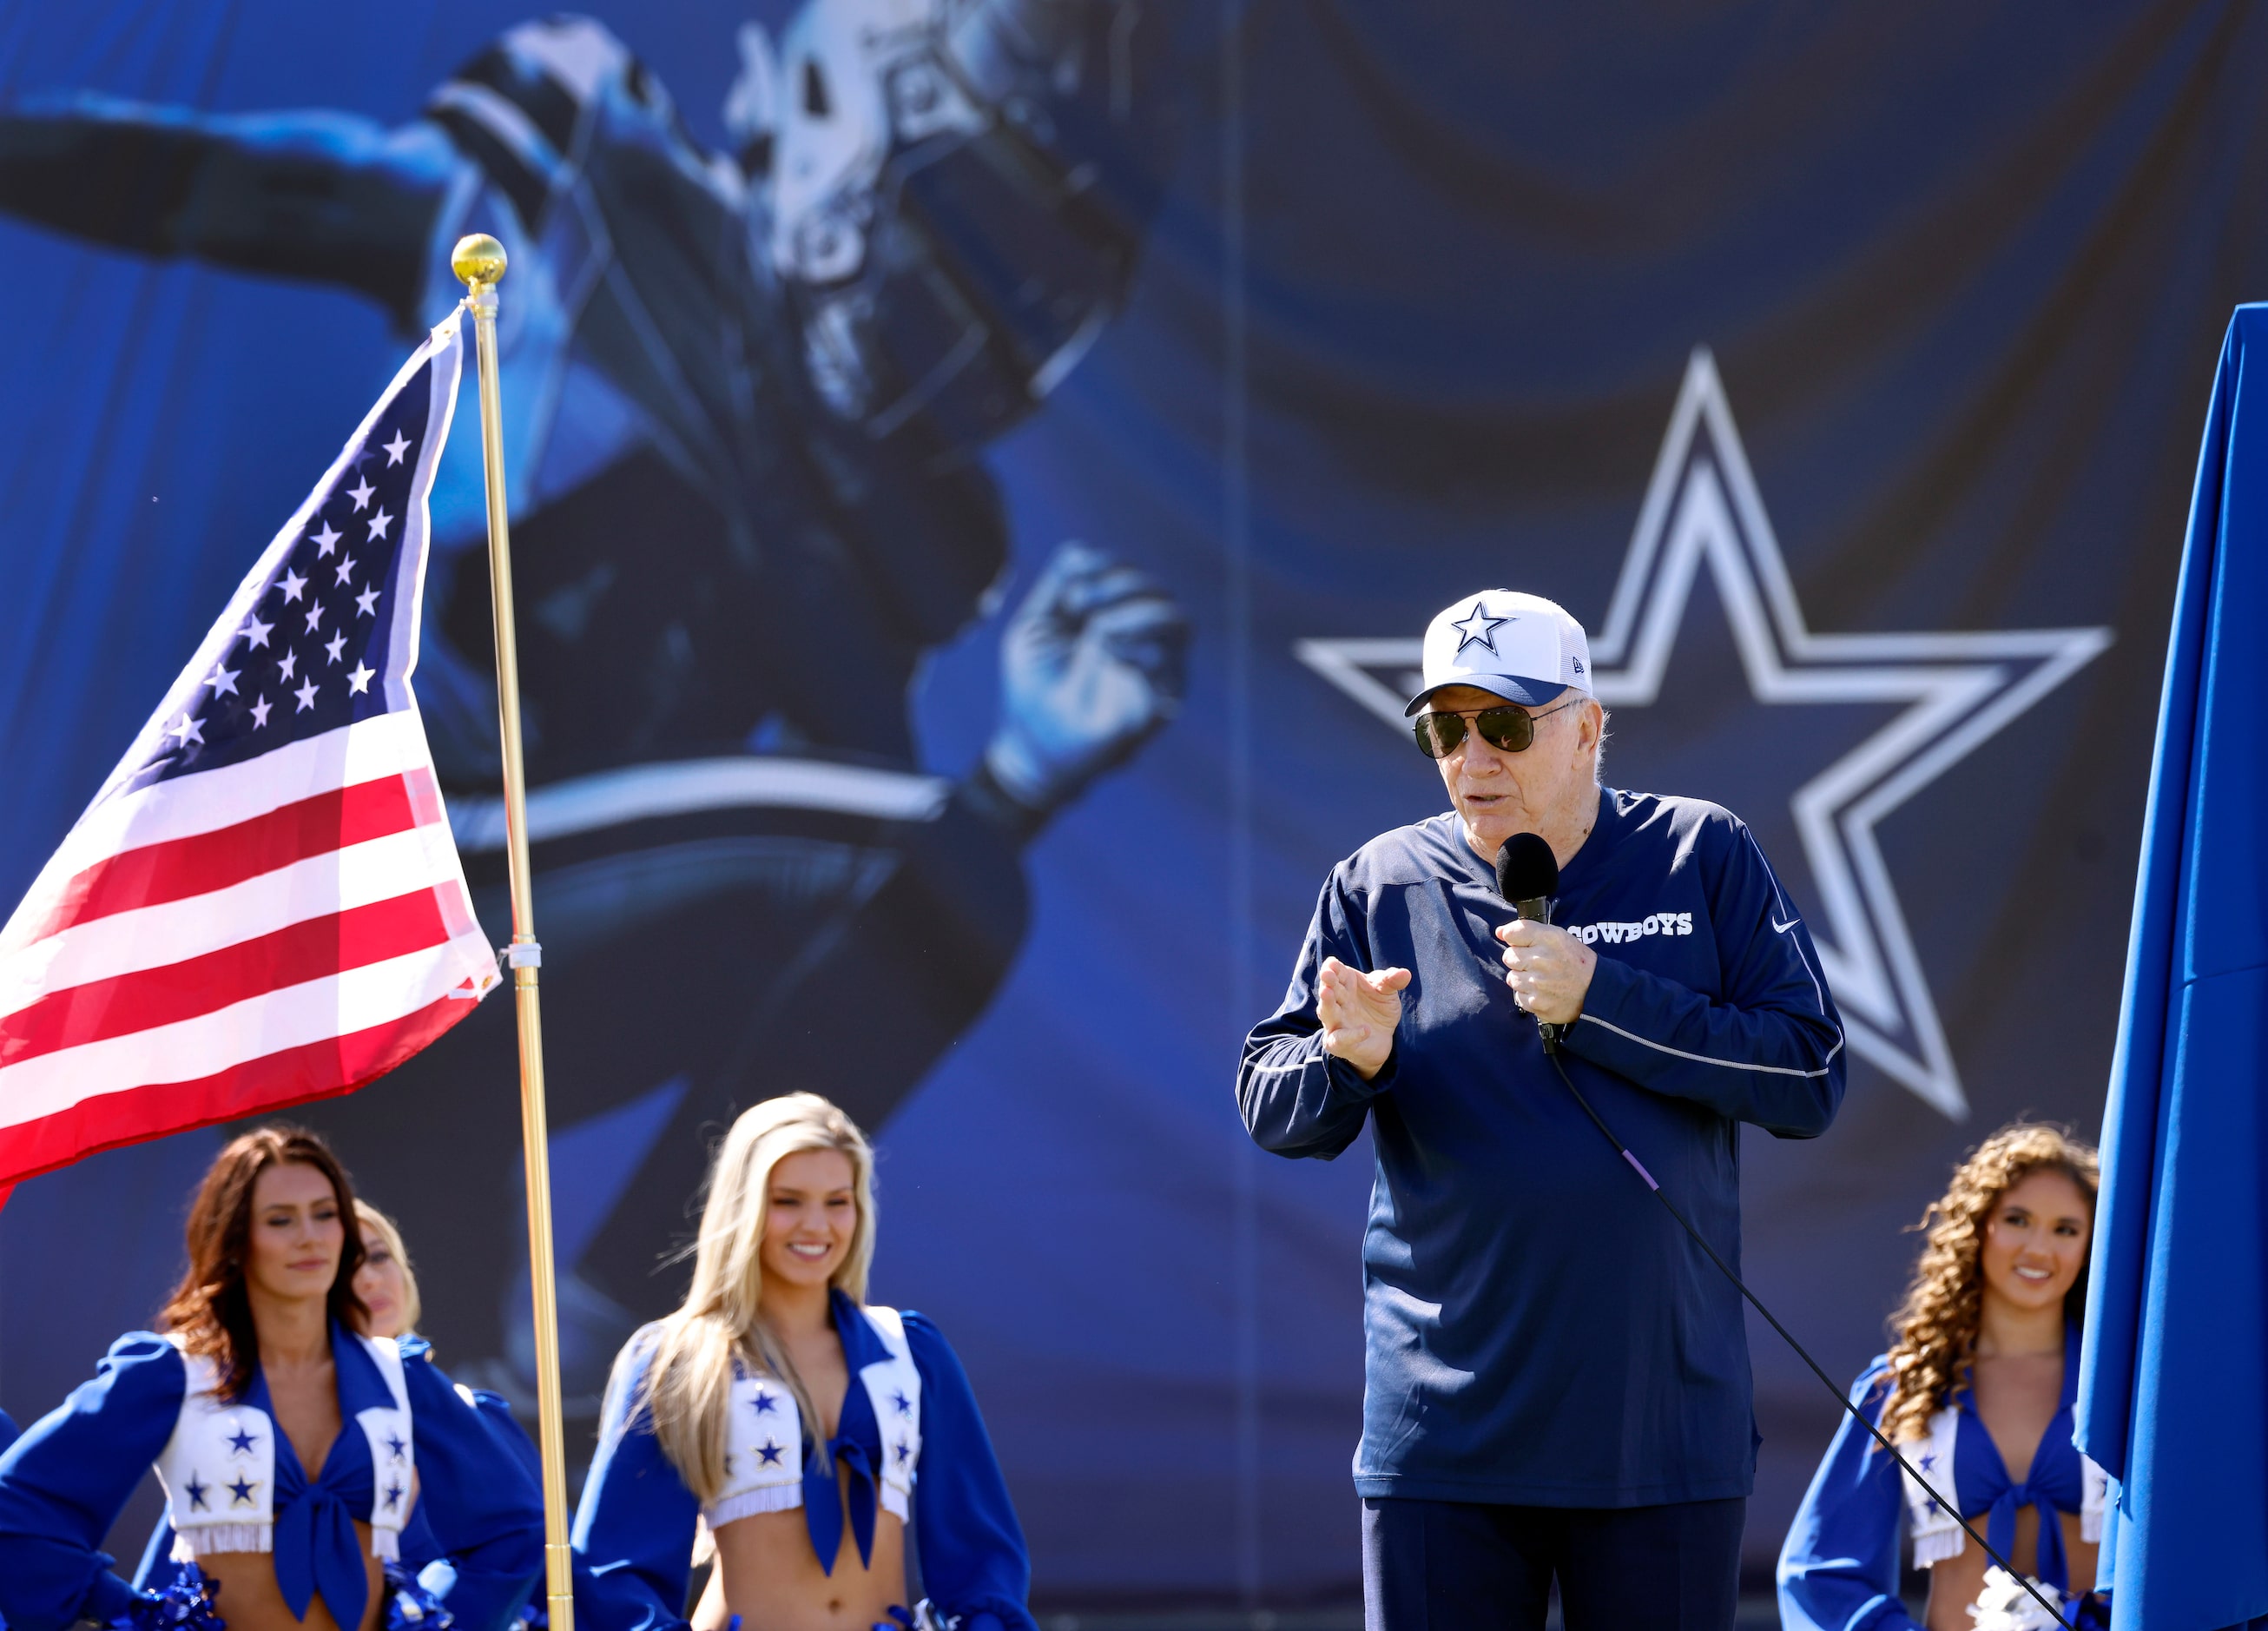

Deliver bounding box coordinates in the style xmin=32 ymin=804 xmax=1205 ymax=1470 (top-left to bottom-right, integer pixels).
xmin=1878 ymin=1123 xmax=2100 ymax=1446
xmin=158 ymin=1125 xmax=368 ymax=1398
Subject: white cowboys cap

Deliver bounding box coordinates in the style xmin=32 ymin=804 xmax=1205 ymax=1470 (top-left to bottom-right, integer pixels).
xmin=1404 ymin=590 xmax=1593 ymax=715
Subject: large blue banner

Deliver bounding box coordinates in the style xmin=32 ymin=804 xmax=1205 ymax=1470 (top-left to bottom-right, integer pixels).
xmin=3 ymin=0 xmax=2263 ymax=1598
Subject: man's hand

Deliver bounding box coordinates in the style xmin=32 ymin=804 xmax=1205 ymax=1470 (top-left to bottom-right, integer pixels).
xmin=1317 ymin=956 xmax=1410 ymax=1080
xmin=1495 ymin=919 xmax=1597 ymax=1026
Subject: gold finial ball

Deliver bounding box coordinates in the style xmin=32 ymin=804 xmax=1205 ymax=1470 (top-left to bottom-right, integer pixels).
xmin=452 ymin=233 xmax=508 ymax=289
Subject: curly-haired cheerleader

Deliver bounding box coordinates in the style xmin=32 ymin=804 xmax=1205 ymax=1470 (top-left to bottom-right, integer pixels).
xmin=1777 ymin=1125 xmax=2111 ymax=1629
xmin=0 ymin=1127 xmax=545 ymax=1631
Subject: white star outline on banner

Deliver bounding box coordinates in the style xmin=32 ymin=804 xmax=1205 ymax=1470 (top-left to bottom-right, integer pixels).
xmin=1295 ymin=349 xmax=2113 ymax=1119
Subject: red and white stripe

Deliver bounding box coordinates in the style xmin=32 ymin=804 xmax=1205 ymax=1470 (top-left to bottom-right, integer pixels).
xmin=0 ymin=710 xmax=499 ymax=1187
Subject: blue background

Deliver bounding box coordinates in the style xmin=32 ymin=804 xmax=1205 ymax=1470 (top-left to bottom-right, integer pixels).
xmin=5 ymin=0 xmax=2268 ymax=1599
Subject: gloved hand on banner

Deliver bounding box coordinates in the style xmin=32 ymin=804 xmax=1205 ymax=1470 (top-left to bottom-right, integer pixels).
xmin=985 ymin=541 xmax=1188 ymax=816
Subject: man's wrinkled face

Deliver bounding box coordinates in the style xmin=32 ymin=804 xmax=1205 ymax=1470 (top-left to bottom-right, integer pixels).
xmin=1425 ymin=684 xmax=1598 ymax=854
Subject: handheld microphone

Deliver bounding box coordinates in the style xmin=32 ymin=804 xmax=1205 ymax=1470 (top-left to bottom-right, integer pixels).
xmin=1494 ymin=833 xmax=1560 ymax=1051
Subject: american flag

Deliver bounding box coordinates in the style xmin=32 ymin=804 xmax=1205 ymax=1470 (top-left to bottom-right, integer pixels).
xmin=0 ymin=320 xmax=500 ymax=1194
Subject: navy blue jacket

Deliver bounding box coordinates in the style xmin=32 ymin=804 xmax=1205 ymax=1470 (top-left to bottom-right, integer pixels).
xmin=1239 ymin=791 xmax=1845 ymax=1504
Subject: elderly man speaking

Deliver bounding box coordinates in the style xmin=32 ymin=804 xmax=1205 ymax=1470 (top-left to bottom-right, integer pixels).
xmin=1240 ymin=590 xmax=1846 ymax=1630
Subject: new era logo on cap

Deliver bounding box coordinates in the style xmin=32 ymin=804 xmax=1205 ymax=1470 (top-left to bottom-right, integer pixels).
xmin=1404 ymin=590 xmax=1593 ymax=716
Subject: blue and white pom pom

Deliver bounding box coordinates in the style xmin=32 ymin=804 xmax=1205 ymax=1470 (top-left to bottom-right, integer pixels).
xmin=109 ymin=1562 xmax=227 ymax=1631
xmin=384 ymin=1560 xmax=456 ymax=1631
xmin=1968 ymin=1566 xmax=2069 ymax=1631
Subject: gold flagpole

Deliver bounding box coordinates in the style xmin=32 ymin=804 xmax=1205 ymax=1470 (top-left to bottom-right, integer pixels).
xmin=452 ymin=231 xmax=576 ymax=1631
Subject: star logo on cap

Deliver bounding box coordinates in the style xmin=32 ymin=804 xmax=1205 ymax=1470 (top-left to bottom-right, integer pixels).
xmin=1294 ymin=348 xmax=2111 ymax=1120
xmin=1449 ymin=604 xmax=1506 ymax=655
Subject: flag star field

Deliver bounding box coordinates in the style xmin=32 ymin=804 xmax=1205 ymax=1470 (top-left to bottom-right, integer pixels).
xmin=123 ymin=371 xmax=434 ymax=799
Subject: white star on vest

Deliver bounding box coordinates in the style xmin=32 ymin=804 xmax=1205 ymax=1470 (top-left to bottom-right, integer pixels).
xmin=1295 ymin=348 xmax=2111 ymax=1119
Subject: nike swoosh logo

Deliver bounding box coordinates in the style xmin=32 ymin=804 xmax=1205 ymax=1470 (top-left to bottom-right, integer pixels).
xmin=1772 ymin=916 xmax=1800 ymax=934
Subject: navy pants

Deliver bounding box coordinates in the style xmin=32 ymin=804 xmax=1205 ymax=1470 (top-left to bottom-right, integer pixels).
xmin=1361 ymin=1496 xmax=1744 ymax=1631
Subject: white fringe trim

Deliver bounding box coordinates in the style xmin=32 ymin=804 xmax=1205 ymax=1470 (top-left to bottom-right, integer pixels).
xmin=705 ymin=1483 xmax=803 ymax=1529
xmin=1900 ymin=1405 xmax=1964 ymax=1568
xmin=173 ymin=1525 xmax=273 ymax=1559
xmin=702 ymin=1481 xmax=905 ymax=1531
xmin=173 ymin=1522 xmax=401 ymax=1561
xmin=1912 ymin=1525 xmax=1964 ymax=1568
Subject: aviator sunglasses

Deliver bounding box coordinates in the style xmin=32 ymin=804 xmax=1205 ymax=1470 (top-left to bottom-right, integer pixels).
xmin=1413 ymin=697 xmax=1580 ymax=760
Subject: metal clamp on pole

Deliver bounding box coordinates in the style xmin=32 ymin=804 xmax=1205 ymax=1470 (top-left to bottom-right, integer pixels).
xmin=452 ymin=230 xmax=577 ymax=1631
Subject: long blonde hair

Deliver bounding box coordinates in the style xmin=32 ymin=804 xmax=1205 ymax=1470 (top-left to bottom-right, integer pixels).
xmin=353 ymin=1199 xmax=423 ymax=1337
xmin=1878 ymin=1123 xmax=2100 ymax=1446
xmin=640 ymin=1093 xmax=878 ymax=1502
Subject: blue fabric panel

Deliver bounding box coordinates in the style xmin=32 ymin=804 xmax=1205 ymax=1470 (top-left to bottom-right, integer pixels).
xmin=2077 ymin=314 xmax=2268 ymax=1625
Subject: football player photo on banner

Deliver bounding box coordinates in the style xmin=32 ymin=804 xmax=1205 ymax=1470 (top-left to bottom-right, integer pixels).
xmin=3 ymin=0 xmax=2265 ymax=1598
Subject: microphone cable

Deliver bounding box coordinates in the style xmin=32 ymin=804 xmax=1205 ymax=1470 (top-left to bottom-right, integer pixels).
xmin=1537 ymin=1044 xmax=2081 ymax=1631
